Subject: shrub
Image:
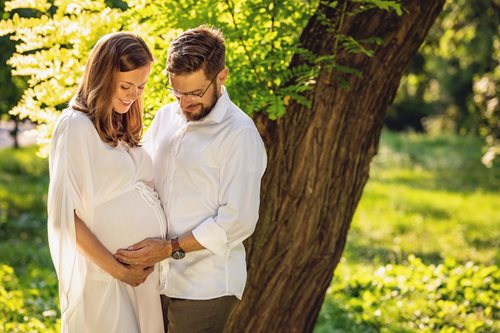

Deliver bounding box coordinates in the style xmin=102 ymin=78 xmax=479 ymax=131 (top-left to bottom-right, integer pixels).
xmin=0 ymin=264 xmax=60 ymax=332
xmin=316 ymin=256 xmax=499 ymax=333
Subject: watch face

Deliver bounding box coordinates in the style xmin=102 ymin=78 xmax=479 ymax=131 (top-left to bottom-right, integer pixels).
xmin=172 ymin=250 xmax=185 ymax=260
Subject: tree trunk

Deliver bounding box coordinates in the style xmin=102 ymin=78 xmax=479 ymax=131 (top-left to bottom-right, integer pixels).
xmin=11 ymin=116 xmax=19 ymax=149
xmin=226 ymin=1 xmax=445 ymax=332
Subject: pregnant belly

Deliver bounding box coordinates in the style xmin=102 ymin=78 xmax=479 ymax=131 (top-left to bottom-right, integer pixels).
xmin=93 ymin=185 xmax=166 ymax=253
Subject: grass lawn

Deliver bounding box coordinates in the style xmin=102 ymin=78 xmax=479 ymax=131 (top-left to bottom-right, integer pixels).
xmin=349 ymin=132 xmax=499 ymax=265
xmin=0 ymin=147 xmax=59 ymax=332
xmin=0 ymin=131 xmax=498 ymax=332
xmin=315 ymin=131 xmax=499 ymax=333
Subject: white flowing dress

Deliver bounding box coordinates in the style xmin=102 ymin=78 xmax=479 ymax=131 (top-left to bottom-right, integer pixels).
xmin=47 ymin=108 xmax=167 ymax=333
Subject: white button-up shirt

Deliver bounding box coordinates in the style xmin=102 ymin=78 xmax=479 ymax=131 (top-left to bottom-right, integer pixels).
xmin=143 ymin=87 xmax=267 ymax=300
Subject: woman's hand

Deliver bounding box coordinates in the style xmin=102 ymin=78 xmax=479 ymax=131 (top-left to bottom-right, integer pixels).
xmin=116 ymin=263 xmax=155 ymax=287
xmin=74 ymin=211 xmax=154 ymax=287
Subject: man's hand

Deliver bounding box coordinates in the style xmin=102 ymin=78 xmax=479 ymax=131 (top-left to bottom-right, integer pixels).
xmin=114 ymin=238 xmax=171 ymax=267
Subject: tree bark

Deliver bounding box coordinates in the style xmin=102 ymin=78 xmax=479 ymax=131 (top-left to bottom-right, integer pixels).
xmin=226 ymin=1 xmax=445 ymax=332
xmin=11 ymin=116 xmax=19 ymax=149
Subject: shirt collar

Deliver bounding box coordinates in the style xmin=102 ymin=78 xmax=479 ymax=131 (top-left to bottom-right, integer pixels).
xmin=206 ymin=86 xmax=229 ymax=124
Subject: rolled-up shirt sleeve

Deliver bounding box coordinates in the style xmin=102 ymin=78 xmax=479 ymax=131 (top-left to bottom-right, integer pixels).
xmin=192 ymin=127 xmax=267 ymax=255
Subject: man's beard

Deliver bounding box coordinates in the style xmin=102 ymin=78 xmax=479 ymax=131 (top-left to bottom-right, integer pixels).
xmin=184 ymin=83 xmax=219 ymax=121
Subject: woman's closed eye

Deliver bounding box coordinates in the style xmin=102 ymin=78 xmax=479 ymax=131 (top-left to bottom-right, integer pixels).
xmin=121 ymin=85 xmax=145 ymax=90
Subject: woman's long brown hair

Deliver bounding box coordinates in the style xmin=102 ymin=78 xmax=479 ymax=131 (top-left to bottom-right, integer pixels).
xmin=71 ymin=32 xmax=153 ymax=147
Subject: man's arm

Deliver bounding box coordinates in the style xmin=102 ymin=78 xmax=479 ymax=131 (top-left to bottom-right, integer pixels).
xmin=190 ymin=127 xmax=267 ymax=255
xmin=114 ymin=232 xmax=205 ymax=266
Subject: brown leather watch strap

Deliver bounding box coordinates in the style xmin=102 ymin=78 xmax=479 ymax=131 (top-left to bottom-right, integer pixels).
xmin=171 ymin=237 xmax=181 ymax=252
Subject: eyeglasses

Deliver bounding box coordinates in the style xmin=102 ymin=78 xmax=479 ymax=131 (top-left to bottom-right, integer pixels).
xmin=165 ymin=73 xmax=218 ymax=99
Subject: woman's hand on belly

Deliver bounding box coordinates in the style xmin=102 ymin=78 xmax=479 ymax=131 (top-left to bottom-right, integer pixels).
xmin=74 ymin=211 xmax=154 ymax=287
xmin=116 ymin=264 xmax=155 ymax=287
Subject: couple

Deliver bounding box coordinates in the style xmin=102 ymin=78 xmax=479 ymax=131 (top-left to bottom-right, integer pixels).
xmin=47 ymin=26 xmax=267 ymax=333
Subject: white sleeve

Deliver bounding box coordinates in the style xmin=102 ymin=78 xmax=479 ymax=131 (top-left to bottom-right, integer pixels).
xmin=47 ymin=109 xmax=95 ymax=330
xmin=192 ymin=127 xmax=267 ymax=255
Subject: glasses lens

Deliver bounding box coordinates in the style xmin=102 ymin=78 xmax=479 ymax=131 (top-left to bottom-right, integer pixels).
xmin=166 ymin=87 xmax=180 ymax=98
xmin=166 ymin=81 xmax=212 ymax=99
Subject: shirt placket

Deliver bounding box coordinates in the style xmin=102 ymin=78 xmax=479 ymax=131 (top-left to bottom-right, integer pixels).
xmin=165 ymin=123 xmax=188 ymax=237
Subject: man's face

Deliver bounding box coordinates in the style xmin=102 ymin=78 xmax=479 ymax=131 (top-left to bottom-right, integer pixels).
xmin=169 ymin=69 xmax=223 ymax=121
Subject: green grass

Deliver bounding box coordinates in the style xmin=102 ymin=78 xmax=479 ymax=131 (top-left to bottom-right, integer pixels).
xmin=348 ymin=131 xmax=499 ymax=266
xmin=0 ymin=147 xmax=59 ymax=332
xmin=0 ymin=147 xmax=52 ymax=272
xmin=315 ymin=131 xmax=500 ymax=333
xmin=1 ymin=131 xmax=499 ymax=332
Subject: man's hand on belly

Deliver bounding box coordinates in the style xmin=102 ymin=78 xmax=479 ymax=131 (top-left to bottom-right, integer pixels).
xmin=114 ymin=238 xmax=172 ymax=267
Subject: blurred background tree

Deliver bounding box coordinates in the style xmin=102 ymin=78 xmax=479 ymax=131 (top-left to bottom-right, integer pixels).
xmin=0 ymin=0 xmax=31 ymax=147
xmin=0 ymin=0 xmax=134 ymax=152
xmin=0 ymin=0 xmax=319 ymax=153
xmin=2 ymin=1 xmax=497 ymax=164
xmin=387 ymin=0 xmax=499 ymax=166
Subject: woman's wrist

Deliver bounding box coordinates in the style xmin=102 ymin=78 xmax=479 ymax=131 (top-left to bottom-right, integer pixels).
xmin=110 ymin=258 xmax=127 ymax=280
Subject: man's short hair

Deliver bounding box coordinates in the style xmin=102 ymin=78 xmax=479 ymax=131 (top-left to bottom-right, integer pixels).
xmin=167 ymin=25 xmax=225 ymax=79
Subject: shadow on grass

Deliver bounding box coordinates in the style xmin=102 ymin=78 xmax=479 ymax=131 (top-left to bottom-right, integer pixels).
xmin=372 ymin=169 xmax=500 ymax=194
xmin=343 ymin=240 xmax=443 ymax=266
xmin=0 ymin=147 xmax=49 ymax=245
xmin=371 ymin=131 xmax=500 ymax=194
xmin=401 ymin=202 xmax=450 ymax=221
xmin=0 ymin=238 xmax=52 ymax=272
xmin=314 ymin=299 xmax=379 ymax=333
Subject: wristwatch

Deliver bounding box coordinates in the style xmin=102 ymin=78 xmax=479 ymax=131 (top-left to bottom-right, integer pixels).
xmin=171 ymin=237 xmax=185 ymax=260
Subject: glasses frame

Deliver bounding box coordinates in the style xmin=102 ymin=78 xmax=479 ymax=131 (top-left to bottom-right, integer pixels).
xmin=165 ymin=72 xmax=218 ymax=99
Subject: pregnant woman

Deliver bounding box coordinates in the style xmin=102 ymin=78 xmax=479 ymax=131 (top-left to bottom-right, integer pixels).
xmin=47 ymin=32 xmax=166 ymax=332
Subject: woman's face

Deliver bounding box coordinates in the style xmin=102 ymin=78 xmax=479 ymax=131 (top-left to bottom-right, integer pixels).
xmin=112 ymin=64 xmax=152 ymax=114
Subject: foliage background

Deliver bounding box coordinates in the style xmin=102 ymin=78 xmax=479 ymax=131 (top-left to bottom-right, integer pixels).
xmin=2 ymin=0 xmax=496 ymax=159
xmin=387 ymin=0 xmax=499 ymax=165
